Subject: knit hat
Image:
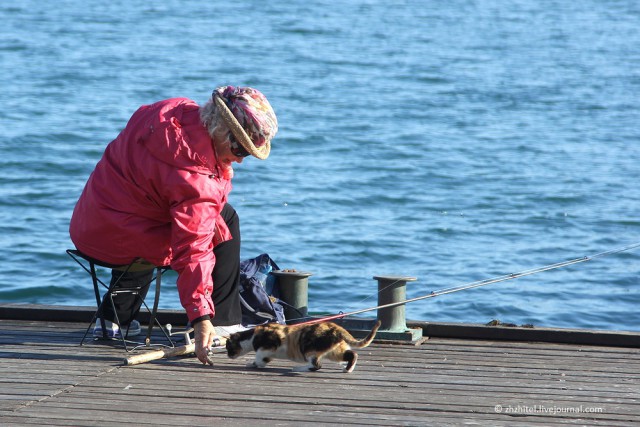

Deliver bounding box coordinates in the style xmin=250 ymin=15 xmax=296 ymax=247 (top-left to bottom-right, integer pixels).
xmin=213 ymin=86 xmax=278 ymax=160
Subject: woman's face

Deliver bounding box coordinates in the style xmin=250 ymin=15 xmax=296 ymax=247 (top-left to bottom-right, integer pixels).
xmin=214 ymin=134 xmax=245 ymax=165
xmin=213 ymin=134 xmax=245 ymax=179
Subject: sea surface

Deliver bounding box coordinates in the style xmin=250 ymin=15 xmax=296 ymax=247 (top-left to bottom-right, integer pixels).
xmin=1 ymin=0 xmax=639 ymax=331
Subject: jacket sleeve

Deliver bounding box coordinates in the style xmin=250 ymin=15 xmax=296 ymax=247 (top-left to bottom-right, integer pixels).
xmin=168 ymin=173 xmax=226 ymax=322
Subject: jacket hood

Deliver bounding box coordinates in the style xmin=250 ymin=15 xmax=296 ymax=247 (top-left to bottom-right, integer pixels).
xmin=129 ymin=98 xmax=218 ymax=175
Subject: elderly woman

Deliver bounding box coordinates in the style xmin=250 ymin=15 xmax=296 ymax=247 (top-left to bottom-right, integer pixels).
xmin=69 ymin=86 xmax=278 ymax=364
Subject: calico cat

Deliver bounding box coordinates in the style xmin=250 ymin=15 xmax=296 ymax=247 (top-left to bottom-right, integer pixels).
xmin=225 ymin=320 xmax=381 ymax=373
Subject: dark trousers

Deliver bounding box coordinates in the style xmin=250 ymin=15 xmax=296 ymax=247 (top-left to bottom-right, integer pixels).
xmin=100 ymin=203 xmax=243 ymax=326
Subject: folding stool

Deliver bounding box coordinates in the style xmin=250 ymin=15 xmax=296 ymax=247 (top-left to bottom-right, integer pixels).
xmin=67 ymin=249 xmax=175 ymax=351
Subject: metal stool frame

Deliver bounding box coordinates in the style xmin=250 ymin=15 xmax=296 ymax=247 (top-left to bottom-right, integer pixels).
xmin=67 ymin=249 xmax=175 ymax=352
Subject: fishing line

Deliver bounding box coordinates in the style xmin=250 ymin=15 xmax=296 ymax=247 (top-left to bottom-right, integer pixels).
xmin=292 ymin=241 xmax=640 ymax=325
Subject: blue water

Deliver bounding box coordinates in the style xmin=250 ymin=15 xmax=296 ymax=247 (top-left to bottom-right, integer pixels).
xmin=2 ymin=0 xmax=639 ymax=331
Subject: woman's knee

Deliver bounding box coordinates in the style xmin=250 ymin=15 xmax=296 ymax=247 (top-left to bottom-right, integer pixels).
xmin=220 ymin=203 xmax=240 ymax=238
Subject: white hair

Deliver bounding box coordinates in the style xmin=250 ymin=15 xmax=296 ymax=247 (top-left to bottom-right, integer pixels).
xmin=199 ymin=97 xmax=228 ymax=140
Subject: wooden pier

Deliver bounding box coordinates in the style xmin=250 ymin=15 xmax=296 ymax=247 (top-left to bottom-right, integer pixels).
xmin=0 ymin=305 xmax=639 ymax=426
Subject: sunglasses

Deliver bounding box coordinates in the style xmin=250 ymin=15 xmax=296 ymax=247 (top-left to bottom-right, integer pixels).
xmin=228 ymin=132 xmax=250 ymax=158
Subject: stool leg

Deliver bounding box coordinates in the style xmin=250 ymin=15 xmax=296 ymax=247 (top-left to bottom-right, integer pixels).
xmin=93 ymin=265 xmax=135 ymax=350
xmin=144 ymin=268 xmax=174 ymax=347
xmin=146 ymin=268 xmax=161 ymax=345
xmin=81 ymin=262 xmax=107 ymax=345
xmin=91 ymin=263 xmax=108 ymax=339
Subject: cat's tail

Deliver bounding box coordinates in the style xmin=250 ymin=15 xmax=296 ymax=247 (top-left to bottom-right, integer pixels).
xmin=347 ymin=320 xmax=382 ymax=348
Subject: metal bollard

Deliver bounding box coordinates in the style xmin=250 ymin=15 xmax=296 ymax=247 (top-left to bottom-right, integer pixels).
xmin=374 ymin=275 xmax=417 ymax=332
xmin=272 ymin=270 xmax=312 ymax=323
xmin=373 ymin=275 xmax=423 ymax=342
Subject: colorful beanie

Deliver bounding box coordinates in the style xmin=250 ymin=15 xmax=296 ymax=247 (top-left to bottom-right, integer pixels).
xmin=214 ymin=86 xmax=278 ymax=160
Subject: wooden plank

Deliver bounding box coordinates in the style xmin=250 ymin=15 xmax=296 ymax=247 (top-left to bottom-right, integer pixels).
xmin=8 ymin=387 xmax=636 ymax=426
xmin=59 ymin=381 xmax=639 ymax=418
xmin=3 ymin=399 xmax=632 ymax=427
xmin=410 ymin=320 xmax=640 ymax=347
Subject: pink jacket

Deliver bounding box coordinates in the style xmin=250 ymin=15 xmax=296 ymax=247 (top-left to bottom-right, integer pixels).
xmin=70 ymin=98 xmax=232 ymax=322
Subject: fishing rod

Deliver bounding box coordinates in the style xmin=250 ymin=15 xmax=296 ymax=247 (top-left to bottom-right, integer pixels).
xmin=298 ymin=241 xmax=640 ymax=325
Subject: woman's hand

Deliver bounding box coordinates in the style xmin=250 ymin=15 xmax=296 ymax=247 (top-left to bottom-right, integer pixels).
xmin=193 ymin=319 xmax=218 ymax=365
